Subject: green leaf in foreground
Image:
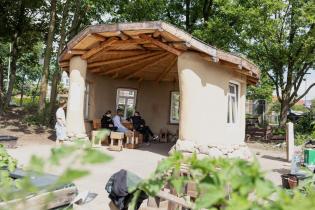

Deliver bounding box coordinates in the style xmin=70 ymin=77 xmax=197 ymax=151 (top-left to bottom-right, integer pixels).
xmin=57 ymin=168 xmax=89 ymax=184
xmin=81 ymin=148 xmax=112 ymax=164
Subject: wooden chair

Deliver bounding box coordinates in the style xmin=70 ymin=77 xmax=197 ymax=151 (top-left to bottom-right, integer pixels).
xmin=108 ymin=132 xmax=124 ymax=151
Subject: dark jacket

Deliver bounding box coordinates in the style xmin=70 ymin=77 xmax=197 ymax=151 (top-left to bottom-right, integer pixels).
xmin=105 ymin=169 xmax=146 ymax=210
xmin=129 ymin=116 xmax=145 ymax=131
xmin=101 ymin=115 xmax=114 ymax=129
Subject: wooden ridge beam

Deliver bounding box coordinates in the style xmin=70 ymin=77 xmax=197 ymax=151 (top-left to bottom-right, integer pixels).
xmin=124 ymin=52 xmax=169 ymax=79
xmin=88 ymin=51 xmax=162 ymax=68
xmin=156 ymin=57 xmax=178 ymax=82
xmin=99 ymin=52 xmax=166 ymax=75
xmin=139 ymin=34 xmax=182 ymax=56
xmin=82 ymin=37 xmax=118 ymax=60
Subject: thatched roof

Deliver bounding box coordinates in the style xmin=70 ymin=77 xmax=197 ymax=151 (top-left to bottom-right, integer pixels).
xmin=59 ymin=21 xmax=259 ymax=83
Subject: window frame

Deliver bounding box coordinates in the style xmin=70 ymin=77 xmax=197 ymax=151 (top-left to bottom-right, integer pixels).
xmin=116 ymin=88 xmax=138 ymax=119
xmin=227 ymin=81 xmax=240 ymax=125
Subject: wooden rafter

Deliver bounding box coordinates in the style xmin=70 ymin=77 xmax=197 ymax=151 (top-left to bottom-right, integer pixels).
xmin=152 ymin=30 xmax=161 ymax=38
xmin=67 ymin=50 xmax=87 ymax=55
xmin=88 ymin=51 xmax=162 ymax=68
xmin=118 ymin=31 xmax=130 ymax=40
xmin=124 ymin=52 xmax=170 ymax=79
xmin=59 ymin=61 xmax=69 ymax=68
xmin=100 ymin=52 xmax=167 ymax=75
xmin=139 ymin=34 xmax=182 ymax=56
xmin=111 ymin=39 xmax=150 ymax=46
xmin=81 ymin=37 xmax=118 ymax=60
xmin=156 ymin=57 xmax=178 ymax=82
xmin=91 ymin=33 xmax=106 ymax=41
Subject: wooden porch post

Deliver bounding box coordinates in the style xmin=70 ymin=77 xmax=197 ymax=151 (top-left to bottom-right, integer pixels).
xmin=66 ymin=56 xmax=87 ymax=139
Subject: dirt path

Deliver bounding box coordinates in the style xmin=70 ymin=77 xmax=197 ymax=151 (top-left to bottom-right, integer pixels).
xmin=1 ymin=109 xmax=290 ymax=209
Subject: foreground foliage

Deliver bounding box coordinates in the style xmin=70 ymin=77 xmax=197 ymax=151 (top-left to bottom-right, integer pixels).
xmin=132 ymin=152 xmax=315 ymax=210
xmin=0 ymin=140 xmax=112 ymax=206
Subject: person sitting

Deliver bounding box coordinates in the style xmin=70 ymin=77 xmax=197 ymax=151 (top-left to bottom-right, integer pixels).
xmin=113 ymin=109 xmax=129 ymax=133
xmin=128 ymin=111 xmax=158 ymax=145
xmin=101 ymin=110 xmax=117 ymax=131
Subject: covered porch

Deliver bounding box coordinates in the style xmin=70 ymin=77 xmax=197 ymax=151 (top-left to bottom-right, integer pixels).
xmin=59 ymin=21 xmax=260 ymax=158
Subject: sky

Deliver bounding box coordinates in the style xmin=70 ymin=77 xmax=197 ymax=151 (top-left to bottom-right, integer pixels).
xmin=298 ymin=70 xmax=315 ymax=101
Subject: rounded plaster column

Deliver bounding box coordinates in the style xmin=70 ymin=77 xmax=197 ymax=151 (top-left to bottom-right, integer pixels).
xmin=173 ymin=52 xmax=251 ymax=160
xmin=66 ymin=56 xmax=87 ymax=139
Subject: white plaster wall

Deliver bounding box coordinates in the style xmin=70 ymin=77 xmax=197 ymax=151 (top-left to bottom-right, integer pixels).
xmin=178 ymin=52 xmax=247 ymax=146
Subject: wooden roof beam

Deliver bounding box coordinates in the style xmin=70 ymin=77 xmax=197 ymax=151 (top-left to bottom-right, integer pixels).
xmin=81 ymin=37 xmax=118 ymax=60
xmin=156 ymin=57 xmax=178 ymax=82
xmin=139 ymin=34 xmax=182 ymax=56
xmin=60 ymin=61 xmax=69 ymax=68
xmin=67 ymin=49 xmax=87 ymax=55
xmin=88 ymin=51 xmax=162 ymax=68
xmin=111 ymin=39 xmax=150 ymax=45
xmin=99 ymin=52 xmax=165 ymax=75
xmin=124 ymin=52 xmax=170 ymax=80
xmin=91 ymin=33 xmax=107 ymax=41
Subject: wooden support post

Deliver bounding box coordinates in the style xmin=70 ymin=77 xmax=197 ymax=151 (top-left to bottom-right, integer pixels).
xmin=286 ymin=122 xmax=294 ymax=162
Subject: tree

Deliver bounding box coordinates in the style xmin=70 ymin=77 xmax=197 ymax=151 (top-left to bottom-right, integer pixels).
xmin=48 ymin=0 xmax=71 ymax=124
xmin=0 ymin=0 xmax=44 ymax=109
xmin=247 ymin=73 xmax=274 ymax=103
xmin=194 ymin=0 xmax=315 ymax=126
xmin=38 ymin=0 xmax=57 ymax=114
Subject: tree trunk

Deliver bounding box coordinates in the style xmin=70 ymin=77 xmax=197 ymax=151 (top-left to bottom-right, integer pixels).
xmin=203 ymin=0 xmax=213 ymax=22
xmin=279 ymin=100 xmax=290 ymax=127
xmin=19 ymin=75 xmax=25 ymax=106
xmin=48 ymin=0 xmax=71 ymax=125
xmin=32 ymin=79 xmax=40 ymax=103
xmin=185 ymin=0 xmax=191 ymax=33
xmin=4 ymin=34 xmax=18 ymax=108
xmin=0 ymin=61 xmax=4 ymax=114
xmin=68 ymin=0 xmax=82 ymax=39
xmin=38 ymin=0 xmax=57 ymax=115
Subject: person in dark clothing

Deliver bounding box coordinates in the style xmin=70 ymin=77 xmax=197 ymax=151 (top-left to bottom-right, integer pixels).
xmin=128 ymin=111 xmax=158 ymax=145
xmin=101 ymin=110 xmax=117 ymax=131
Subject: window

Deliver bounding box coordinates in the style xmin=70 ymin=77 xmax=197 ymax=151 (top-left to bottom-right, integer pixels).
xmin=116 ymin=88 xmax=137 ymax=119
xmin=84 ymin=83 xmax=90 ymax=120
xmin=170 ymin=91 xmax=180 ymax=124
xmin=227 ymin=83 xmax=239 ymax=124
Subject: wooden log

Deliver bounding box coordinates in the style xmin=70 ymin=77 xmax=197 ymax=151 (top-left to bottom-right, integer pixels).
xmin=139 ymin=34 xmax=182 ymax=56
xmin=89 ymin=51 xmax=162 ymax=68
xmin=81 ymin=37 xmax=118 ymax=59
xmin=102 ymin=52 xmax=166 ymax=75
xmin=91 ymin=33 xmax=107 ymax=41
xmin=0 ymin=187 xmax=77 ymax=210
xmin=124 ymin=52 xmax=169 ymax=79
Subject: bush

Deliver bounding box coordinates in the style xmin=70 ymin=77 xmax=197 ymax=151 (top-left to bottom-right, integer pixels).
xmin=295 ymin=111 xmax=315 ymax=135
xmin=131 ymin=153 xmax=315 ymax=210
